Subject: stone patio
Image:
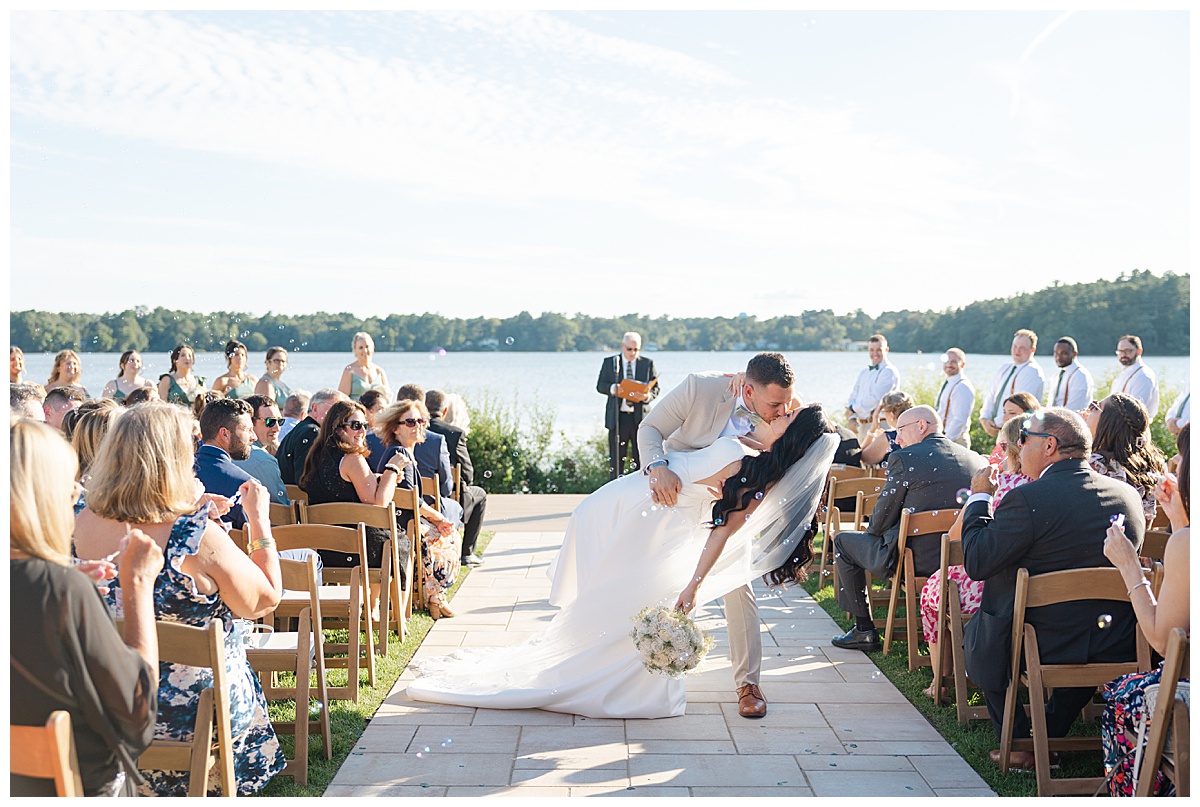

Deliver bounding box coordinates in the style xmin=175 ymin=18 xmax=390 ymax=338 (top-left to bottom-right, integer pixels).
xmin=325 ymin=495 xmax=995 ymax=797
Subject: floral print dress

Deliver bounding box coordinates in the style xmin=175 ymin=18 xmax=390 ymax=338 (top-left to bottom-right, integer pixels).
xmin=1101 ymin=664 xmax=1181 ymax=796
xmin=98 ymin=507 xmax=285 ymax=796
xmin=919 ymin=472 xmax=1032 ymax=643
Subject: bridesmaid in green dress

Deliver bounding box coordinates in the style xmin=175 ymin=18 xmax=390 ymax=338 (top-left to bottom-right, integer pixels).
xmin=157 ymin=345 xmax=207 ymax=405
xmin=253 ymin=346 xmax=292 ymax=404
xmin=338 ymin=331 xmax=390 ymax=401
xmin=211 ymin=340 xmax=259 ymax=399
xmin=101 ymin=350 xmax=155 ymax=401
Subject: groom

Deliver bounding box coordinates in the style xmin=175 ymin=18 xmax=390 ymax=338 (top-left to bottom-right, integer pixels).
xmin=637 ymin=352 xmax=797 ymax=718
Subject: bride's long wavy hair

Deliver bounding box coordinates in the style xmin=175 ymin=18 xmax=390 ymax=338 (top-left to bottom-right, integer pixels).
xmin=710 ymin=403 xmax=834 ymax=586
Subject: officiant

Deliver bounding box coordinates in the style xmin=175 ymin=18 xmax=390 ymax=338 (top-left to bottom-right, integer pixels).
xmin=597 ymin=331 xmax=659 ymax=479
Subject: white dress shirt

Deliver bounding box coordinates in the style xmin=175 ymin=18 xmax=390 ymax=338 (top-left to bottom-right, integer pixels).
xmin=979 ymin=359 xmax=1045 ymax=422
xmin=935 ymin=373 xmax=976 ymax=443
xmin=1109 ymin=358 xmax=1159 ymax=419
xmin=847 ymin=359 xmax=900 ymax=420
xmin=719 ymin=394 xmax=755 ymax=439
xmin=1166 ymin=380 xmax=1189 ymax=426
xmin=1047 ymin=360 xmax=1095 ymax=411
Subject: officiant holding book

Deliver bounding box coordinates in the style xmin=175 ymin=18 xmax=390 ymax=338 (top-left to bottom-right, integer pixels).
xmin=598 ymin=331 xmax=659 ymax=479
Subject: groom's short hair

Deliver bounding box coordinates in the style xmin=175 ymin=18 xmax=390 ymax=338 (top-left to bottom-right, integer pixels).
xmin=745 ymin=352 xmax=794 ymax=390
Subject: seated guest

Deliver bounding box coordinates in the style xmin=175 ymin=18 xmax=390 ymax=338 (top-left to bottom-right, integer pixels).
xmin=10 ymin=345 xmax=26 ymax=383
xmin=394 ymin=383 xmax=453 ymax=498
xmin=123 ymin=385 xmax=160 ymax=406
xmin=961 ymin=408 xmax=1145 ymax=770
xmin=194 ymin=398 xmax=259 ymax=529
xmin=43 ymin=385 xmax=85 ymax=431
xmin=919 ymin=416 xmax=1031 ymax=698
xmin=277 ymin=388 xmax=346 ymax=485
xmin=10 ymin=382 xmax=46 ymax=422
xmin=61 ymin=395 xmax=120 ymax=442
xmin=427 ymin=388 xmax=489 ymax=567
xmin=832 ymin=405 xmax=986 ymax=652
xmin=10 ymin=419 xmax=160 ymax=797
xmin=375 ymin=400 xmax=462 ymax=618
xmin=72 ymin=403 xmax=125 ymax=485
xmin=73 ymin=402 xmax=286 ymax=795
xmin=359 ymin=388 xmax=390 ymax=468
xmin=211 ymin=339 xmax=259 ymax=399
xmin=1084 ymin=393 xmax=1167 ymax=527
xmin=442 ymin=392 xmax=471 ymax=432
xmin=1099 ymin=423 xmax=1189 ymax=796
xmin=986 ymin=392 xmax=1041 ymax=465
xmin=278 ymin=389 xmax=310 ymax=442
xmin=191 ymin=389 xmax=225 ymax=423
xmin=859 ymin=391 xmax=914 ymax=468
xmin=254 ymin=346 xmax=292 ymax=404
xmin=101 ymin=350 xmax=155 ymax=401
xmin=45 ymin=349 xmax=89 ymax=397
xmin=233 ymin=394 xmax=289 ymax=505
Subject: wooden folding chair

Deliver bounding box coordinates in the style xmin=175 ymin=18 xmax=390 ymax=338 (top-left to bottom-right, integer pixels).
xmin=285 ymin=485 xmax=308 ymax=506
xmin=300 ymin=500 xmax=404 ymax=652
xmin=269 ymin=502 xmax=296 ymax=527
xmin=393 ymin=484 xmax=425 ymax=614
xmin=998 ymin=567 xmax=1152 ymax=795
xmin=930 ymin=533 xmax=989 ymax=724
xmin=1134 ymin=627 xmax=1190 ymax=797
xmin=245 ymin=555 xmax=331 ymax=785
xmin=271 ymin=523 xmax=375 ymax=695
xmin=1141 ymin=529 xmax=1171 ymax=563
xmin=1150 ymin=506 xmax=1172 ymax=531
xmin=124 ymin=620 xmax=236 ymax=797
xmin=817 ymin=473 xmax=882 ymax=588
xmin=451 ymin=464 xmax=462 ymax=504
xmin=420 ymin=474 xmax=441 ymax=514
xmin=883 ymin=507 xmax=959 ymax=670
xmin=10 ymin=711 xmax=85 ymax=796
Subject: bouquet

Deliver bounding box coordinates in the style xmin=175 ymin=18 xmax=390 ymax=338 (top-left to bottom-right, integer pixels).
xmin=629 ymin=605 xmax=716 ymax=678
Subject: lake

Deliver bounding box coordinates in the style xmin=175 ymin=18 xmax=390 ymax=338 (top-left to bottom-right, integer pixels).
xmin=20 ymin=349 xmax=1191 ymax=444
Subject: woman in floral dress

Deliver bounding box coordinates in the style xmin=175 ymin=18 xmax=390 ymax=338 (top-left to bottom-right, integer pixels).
xmin=72 ymin=402 xmax=285 ymax=795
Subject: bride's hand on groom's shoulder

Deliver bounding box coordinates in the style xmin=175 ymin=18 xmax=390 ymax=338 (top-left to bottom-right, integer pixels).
xmin=725 ymin=372 xmax=745 ymax=394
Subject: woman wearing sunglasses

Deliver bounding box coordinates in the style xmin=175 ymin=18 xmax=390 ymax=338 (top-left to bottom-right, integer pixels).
xmin=300 ymin=400 xmax=404 ymax=618
xmin=374 ymin=399 xmax=462 ymax=619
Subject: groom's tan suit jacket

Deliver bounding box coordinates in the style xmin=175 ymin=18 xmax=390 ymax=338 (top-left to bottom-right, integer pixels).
xmin=637 ymin=372 xmax=739 ymax=462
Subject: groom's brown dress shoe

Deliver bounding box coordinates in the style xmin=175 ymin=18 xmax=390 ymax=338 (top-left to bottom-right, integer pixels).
xmin=737 ymin=684 xmax=767 ymax=718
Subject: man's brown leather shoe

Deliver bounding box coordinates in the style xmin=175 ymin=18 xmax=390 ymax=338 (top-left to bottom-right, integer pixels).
xmin=737 ymin=684 xmax=767 ymax=718
xmin=989 ymin=749 xmax=1059 ymax=769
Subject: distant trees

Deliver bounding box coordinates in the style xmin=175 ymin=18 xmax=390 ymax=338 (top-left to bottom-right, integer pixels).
xmin=9 ymin=270 xmax=1189 ymax=356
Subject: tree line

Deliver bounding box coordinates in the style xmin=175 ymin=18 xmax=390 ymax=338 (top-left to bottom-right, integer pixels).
xmin=10 ymin=270 xmax=1189 ymax=356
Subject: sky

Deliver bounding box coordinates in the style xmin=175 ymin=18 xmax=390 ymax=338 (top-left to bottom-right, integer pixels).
xmin=8 ymin=9 xmax=1192 ymax=320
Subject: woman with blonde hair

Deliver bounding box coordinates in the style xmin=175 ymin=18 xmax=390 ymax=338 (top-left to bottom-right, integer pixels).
xmin=101 ymin=350 xmax=155 ymax=401
xmin=211 ymin=339 xmax=259 ymax=399
xmin=11 ymin=419 xmax=161 ymax=796
xmin=254 ymin=345 xmax=292 ymax=403
xmin=73 ymin=402 xmax=285 ymax=795
xmin=46 ymin=348 xmax=89 ymax=396
xmin=338 ymin=331 xmax=390 ymax=400
xmin=441 ymin=391 xmax=472 ymax=433
xmin=10 ymin=345 xmax=26 ymax=383
xmin=72 ymin=403 xmax=124 ymax=484
xmin=157 ymin=344 xmax=206 ymax=405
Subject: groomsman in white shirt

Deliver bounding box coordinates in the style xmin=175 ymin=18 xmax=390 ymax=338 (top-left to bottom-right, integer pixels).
xmin=934 ymin=348 xmax=975 ymax=448
xmin=1166 ymin=380 xmax=1189 ymax=435
xmin=845 ymin=334 xmax=900 ymax=443
xmin=1047 ymin=337 xmax=1094 ymax=412
xmin=978 ymin=329 xmax=1045 ymax=437
xmin=1109 ymin=334 xmax=1159 ymax=419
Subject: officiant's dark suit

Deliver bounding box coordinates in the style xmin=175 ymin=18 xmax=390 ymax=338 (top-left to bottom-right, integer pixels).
xmin=597 ymin=337 xmax=659 ymax=479
xmin=834 ymin=418 xmax=986 ymax=623
xmin=962 ymin=454 xmax=1144 ymax=741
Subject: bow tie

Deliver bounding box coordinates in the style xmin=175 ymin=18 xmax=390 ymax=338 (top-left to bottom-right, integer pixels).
xmin=734 ymin=404 xmax=764 ymax=427
xmin=868 ymin=364 xmax=880 ymax=371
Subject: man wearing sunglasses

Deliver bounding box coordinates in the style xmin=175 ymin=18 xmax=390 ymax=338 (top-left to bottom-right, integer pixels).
xmin=233 ymin=394 xmax=290 ymax=506
xmin=598 ymin=331 xmax=659 ymax=480
xmin=959 ymin=408 xmax=1145 ymax=770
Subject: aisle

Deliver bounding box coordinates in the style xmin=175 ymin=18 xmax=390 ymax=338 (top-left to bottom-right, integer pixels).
xmin=325 ymin=497 xmax=994 ymax=797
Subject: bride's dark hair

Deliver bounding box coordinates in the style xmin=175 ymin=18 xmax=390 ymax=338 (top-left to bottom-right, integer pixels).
xmin=762 ymin=516 xmax=818 ymax=587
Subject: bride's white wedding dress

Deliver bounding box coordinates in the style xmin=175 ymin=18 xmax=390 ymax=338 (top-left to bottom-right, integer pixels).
xmin=405 ymin=436 xmax=753 ymax=719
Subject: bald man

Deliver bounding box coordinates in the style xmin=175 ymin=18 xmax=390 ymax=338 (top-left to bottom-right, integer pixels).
xmin=831 ymin=405 xmax=987 ymax=651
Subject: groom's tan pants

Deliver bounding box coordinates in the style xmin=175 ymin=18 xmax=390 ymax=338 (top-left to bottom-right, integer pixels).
xmin=724 ymin=583 xmax=762 ymax=687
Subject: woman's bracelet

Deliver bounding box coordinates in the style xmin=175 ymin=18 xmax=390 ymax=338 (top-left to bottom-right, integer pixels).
xmin=1127 ymin=579 xmax=1152 ymax=597
xmin=384 ymin=464 xmax=402 ymax=475
xmin=248 ymin=537 xmax=277 ymax=554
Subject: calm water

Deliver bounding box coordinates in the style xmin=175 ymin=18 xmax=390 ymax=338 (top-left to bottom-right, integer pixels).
xmin=22 ymin=350 xmax=1191 ymax=444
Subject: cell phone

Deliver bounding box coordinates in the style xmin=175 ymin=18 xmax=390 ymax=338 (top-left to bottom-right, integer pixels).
xmin=1110 ymin=513 xmax=1126 ymax=529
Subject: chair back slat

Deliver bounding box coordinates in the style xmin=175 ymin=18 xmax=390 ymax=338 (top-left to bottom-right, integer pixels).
xmin=301 ymin=500 xmax=395 ymax=531
xmin=830 ymin=477 xmax=883 ymax=501
xmin=271 ymin=523 xmax=368 ymax=558
xmin=1023 ymin=567 xmax=1133 ymax=608
xmin=285 ymin=484 xmax=308 ymax=505
xmin=269 ymin=502 xmax=297 ymax=526
xmin=10 ymin=711 xmax=84 ymax=796
xmin=902 ymin=508 xmax=961 ymax=536
xmin=1141 ymin=529 xmax=1171 ymax=562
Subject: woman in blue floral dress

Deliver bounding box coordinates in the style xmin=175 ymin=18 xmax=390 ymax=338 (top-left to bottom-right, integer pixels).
xmin=73 ymin=402 xmax=286 ymax=796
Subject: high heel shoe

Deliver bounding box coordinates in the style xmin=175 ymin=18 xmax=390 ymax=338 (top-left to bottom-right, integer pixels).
xmin=428 ymin=598 xmax=456 ymax=620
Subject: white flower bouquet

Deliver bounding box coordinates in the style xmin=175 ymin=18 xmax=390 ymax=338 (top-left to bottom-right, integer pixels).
xmin=629 ymin=605 xmax=716 ymax=678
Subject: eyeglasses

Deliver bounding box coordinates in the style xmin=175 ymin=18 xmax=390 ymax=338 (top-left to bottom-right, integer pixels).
xmin=342 ymin=420 xmax=369 ymax=431
xmin=1018 ymin=418 xmax=1054 ymax=446
xmin=255 ymin=417 xmax=283 ymax=427
xmin=399 ymin=418 xmax=426 ymax=428
xmin=623 ymin=346 xmax=639 ymax=353
xmin=895 ymin=419 xmax=926 ymax=432
xmin=1115 ymin=349 xmax=1137 ymax=356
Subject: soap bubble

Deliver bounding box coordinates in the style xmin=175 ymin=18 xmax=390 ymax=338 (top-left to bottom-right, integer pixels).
xmin=505 ymin=337 xmax=515 ymax=345
xmin=1098 ymin=614 xmax=1113 ymax=629
xmin=754 ymin=491 xmax=764 ymax=500
xmin=483 ymin=470 xmax=492 ymax=479
xmin=955 ymin=488 xmax=971 ymax=505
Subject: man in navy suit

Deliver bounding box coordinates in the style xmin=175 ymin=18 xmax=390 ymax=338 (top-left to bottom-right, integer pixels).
xmin=961 ymin=408 xmax=1144 ymax=769
xmin=426 ymin=389 xmax=489 ymax=566
xmin=391 ymin=384 xmax=453 ymax=498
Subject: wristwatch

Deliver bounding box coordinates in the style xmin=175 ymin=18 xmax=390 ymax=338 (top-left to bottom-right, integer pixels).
xmin=643 ymin=459 xmax=669 ymax=476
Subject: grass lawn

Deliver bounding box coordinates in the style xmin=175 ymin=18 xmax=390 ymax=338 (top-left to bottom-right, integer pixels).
xmin=254 ymin=531 xmax=495 ymax=797
xmin=802 ymin=537 xmax=1109 ymax=798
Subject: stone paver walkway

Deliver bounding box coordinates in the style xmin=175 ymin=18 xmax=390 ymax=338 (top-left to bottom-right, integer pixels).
xmin=326 ymin=496 xmax=995 ymax=797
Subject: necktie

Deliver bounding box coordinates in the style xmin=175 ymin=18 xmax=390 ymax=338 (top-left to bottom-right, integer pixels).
xmin=1053 ymin=368 xmax=1065 ymax=406
xmin=733 ymin=404 xmax=764 ymax=427
xmin=993 ymin=364 xmax=1018 ymax=419
xmin=1176 ymin=394 xmax=1190 ymax=417
xmin=626 ymin=360 xmax=633 ymax=380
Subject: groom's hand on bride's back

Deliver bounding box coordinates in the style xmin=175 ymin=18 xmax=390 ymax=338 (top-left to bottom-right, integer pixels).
xmin=648 ymin=467 xmax=683 ymax=507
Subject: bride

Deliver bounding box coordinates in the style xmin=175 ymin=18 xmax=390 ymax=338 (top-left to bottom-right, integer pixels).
xmin=405 ymin=403 xmax=838 ymax=719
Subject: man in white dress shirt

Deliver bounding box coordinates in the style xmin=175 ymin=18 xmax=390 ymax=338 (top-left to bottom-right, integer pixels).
xmin=934 ymin=348 xmax=975 ymax=448
xmin=845 ymin=334 xmax=900 ymax=443
xmin=1047 ymin=337 xmax=1094 ymax=412
xmin=979 ymin=329 xmax=1046 ymax=437
xmin=1166 ymin=380 xmax=1189 ymax=435
xmin=1109 ymin=334 xmax=1159 ymax=419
